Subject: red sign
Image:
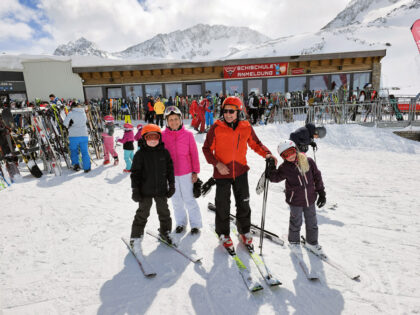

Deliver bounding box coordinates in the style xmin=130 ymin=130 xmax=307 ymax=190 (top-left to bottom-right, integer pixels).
xmin=223 ymin=62 xmax=288 ymax=79
xmin=411 ymin=19 xmax=420 ymax=54
xmin=291 ymin=68 xmax=304 ymax=75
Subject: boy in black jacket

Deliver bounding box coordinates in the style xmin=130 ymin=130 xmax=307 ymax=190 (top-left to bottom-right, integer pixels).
xmin=130 ymin=124 xmax=175 ymax=250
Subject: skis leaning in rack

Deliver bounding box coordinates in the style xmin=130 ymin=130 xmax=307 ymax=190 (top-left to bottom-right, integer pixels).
xmin=301 ymin=236 xmax=360 ymax=281
xmin=121 ymin=237 xmax=156 ymax=278
xmin=146 ymin=230 xmax=202 ymax=264
xmin=233 ymin=228 xmax=281 ymax=287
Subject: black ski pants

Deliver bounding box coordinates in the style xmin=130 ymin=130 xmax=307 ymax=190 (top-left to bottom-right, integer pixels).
xmin=131 ymin=196 xmax=172 ymax=238
xmin=214 ymin=172 xmax=251 ymax=237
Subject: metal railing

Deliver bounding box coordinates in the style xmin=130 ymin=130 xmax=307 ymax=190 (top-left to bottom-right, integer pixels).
xmin=273 ymin=99 xmax=420 ymax=127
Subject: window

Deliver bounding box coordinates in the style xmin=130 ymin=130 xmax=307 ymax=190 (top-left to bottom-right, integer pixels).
xmin=288 ymin=77 xmax=306 ymax=92
xmin=107 ymin=87 xmax=122 ymax=99
xmin=85 ymin=87 xmax=103 ymax=100
xmin=165 ymin=83 xmax=182 ymax=98
xmin=309 ymin=75 xmax=329 ymax=90
xmin=331 ymin=74 xmax=350 ymax=91
xmin=145 ymin=84 xmax=163 ymax=98
xmin=267 ymin=78 xmax=285 ymax=93
xmin=205 ymin=81 xmax=223 ymax=96
xmin=248 ymin=79 xmax=262 ymax=95
xmin=226 ymin=80 xmax=243 ymax=96
xmin=353 ymin=72 xmax=371 ymax=90
xmin=125 ymin=85 xmax=142 ymax=100
xmin=187 ymin=84 xmax=201 ymax=97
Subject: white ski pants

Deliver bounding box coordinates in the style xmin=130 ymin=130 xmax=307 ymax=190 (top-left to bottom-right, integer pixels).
xmin=171 ymin=173 xmax=202 ymax=229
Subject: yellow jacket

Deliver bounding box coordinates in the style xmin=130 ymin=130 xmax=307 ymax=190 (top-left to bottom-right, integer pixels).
xmin=154 ymin=101 xmax=165 ymax=115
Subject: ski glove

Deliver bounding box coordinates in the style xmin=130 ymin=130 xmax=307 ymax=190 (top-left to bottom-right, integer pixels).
xmin=310 ymin=141 xmax=318 ymax=151
xmin=266 ymin=158 xmax=276 ymax=176
xmin=201 ymin=177 xmax=216 ymax=197
xmin=193 ymin=178 xmax=203 ymax=198
xmin=316 ymin=190 xmax=326 ymax=208
xmin=166 ymin=184 xmax=175 ymax=198
xmin=132 ymin=188 xmax=142 ymax=203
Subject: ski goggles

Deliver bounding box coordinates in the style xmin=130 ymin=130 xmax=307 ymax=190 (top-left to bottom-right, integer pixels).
xmin=164 ymin=106 xmax=182 ymax=119
xmin=280 ymin=147 xmax=297 ymax=159
xmin=144 ymin=132 xmax=160 ymax=141
xmin=222 ymin=109 xmax=237 ymax=114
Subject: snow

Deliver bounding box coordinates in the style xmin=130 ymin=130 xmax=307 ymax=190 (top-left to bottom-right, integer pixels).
xmin=1 ymin=121 xmax=420 ymax=314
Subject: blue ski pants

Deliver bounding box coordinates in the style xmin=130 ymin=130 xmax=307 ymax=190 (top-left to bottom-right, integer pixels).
xmin=69 ymin=137 xmax=91 ymax=170
xmin=124 ymin=149 xmax=134 ymax=170
xmin=205 ymin=111 xmax=213 ymax=127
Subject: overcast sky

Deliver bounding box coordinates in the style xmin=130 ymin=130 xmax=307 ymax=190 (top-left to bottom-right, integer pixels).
xmin=1 ymin=0 xmax=351 ymax=54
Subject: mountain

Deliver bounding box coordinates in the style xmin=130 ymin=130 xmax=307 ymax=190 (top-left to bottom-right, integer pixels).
xmin=53 ymin=24 xmax=271 ymax=60
xmin=54 ymin=37 xmax=109 ymax=58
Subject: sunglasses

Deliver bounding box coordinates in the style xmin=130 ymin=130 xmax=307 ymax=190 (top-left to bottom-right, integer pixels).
xmin=223 ymin=109 xmax=237 ymax=114
xmin=144 ymin=133 xmax=160 ymax=141
xmin=281 ymin=147 xmax=297 ymax=159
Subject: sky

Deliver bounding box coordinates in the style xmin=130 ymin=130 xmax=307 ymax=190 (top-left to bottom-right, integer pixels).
xmin=0 ymin=0 xmax=350 ymax=54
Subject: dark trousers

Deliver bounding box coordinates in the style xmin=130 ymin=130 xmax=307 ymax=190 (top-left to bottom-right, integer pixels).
xmin=249 ymin=108 xmax=258 ymax=125
xmin=288 ymin=203 xmax=318 ymax=245
xmin=131 ymin=196 xmax=172 ymax=238
xmin=214 ymin=172 xmax=251 ymax=236
xmin=155 ymin=114 xmax=164 ymax=127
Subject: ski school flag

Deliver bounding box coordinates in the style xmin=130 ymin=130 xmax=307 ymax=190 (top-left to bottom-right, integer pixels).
xmin=411 ymin=19 xmax=420 ymax=54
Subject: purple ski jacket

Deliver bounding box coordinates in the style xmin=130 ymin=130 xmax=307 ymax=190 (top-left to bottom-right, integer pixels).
xmin=268 ymin=157 xmax=324 ymax=207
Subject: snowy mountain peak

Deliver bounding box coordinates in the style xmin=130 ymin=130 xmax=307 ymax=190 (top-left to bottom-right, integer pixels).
xmin=53 ymin=37 xmax=109 ymax=58
xmin=115 ymin=24 xmax=271 ymax=60
xmin=322 ymin=0 xmax=415 ymax=29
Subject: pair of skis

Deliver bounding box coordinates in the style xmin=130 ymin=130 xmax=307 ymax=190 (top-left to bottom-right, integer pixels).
xmin=122 ymin=230 xmax=202 ymax=277
xmin=226 ymin=228 xmax=282 ymax=292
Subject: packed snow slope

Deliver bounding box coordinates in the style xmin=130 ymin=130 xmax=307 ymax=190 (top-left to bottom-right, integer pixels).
xmin=1 ymin=122 xmax=420 ymax=314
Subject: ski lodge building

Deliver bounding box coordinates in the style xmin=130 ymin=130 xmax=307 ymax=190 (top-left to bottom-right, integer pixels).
xmin=0 ymin=49 xmax=386 ymax=102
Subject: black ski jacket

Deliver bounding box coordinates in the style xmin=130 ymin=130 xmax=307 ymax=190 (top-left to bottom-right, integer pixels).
xmin=130 ymin=140 xmax=174 ymax=197
xmin=289 ymin=123 xmax=316 ymax=152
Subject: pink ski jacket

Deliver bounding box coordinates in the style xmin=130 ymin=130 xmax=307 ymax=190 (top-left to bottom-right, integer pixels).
xmin=162 ymin=125 xmax=200 ymax=176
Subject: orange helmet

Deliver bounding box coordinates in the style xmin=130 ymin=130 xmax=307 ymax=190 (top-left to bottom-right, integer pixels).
xmin=222 ymin=96 xmax=243 ymax=111
xmin=141 ymin=124 xmax=161 ymax=137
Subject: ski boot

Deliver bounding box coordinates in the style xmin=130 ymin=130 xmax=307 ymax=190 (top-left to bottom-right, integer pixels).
xmin=190 ymin=228 xmax=200 ymax=235
xmin=305 ymin=243 xmax=326 ymax=258
xmin=73 ymin=164 xmax=81 ymax=171
xmin=130 ymin=236 xmax=143 ymax=254
xmin=239 ymin=232 xmax=253 ymax=246
xmin=123 ymin=169 xmax=131 ymax=173
xmin=220 ymin=234 xmax=235 ymax=254
xmin=175 ymin=225 xmax=185 ymax=234
xmin=113 ymin=156 xmax=119 ymax=166
xmin=103 ymin=159 xmax=110 ymax=165
xmin=159 ymin=229 xmax=173 ymax=245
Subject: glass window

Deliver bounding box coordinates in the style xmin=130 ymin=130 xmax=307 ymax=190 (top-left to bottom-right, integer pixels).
xmin=205 ymin=81 xmax=223 ymax=96
xmin=353 ymin=72 xmax=371 ymax=90
xmin=85 ymin=87 xmax=103 ymax=100
xmin=187 ymin=84 xmax=202 ymax=97
xmin=288 ymin=77 xmax=306 ymax=92
xmin=331 ymin=74 xmax=350 ymax=91
xmin=8 ymin=93 xmax=26 ymax=102
xmin=145 ymin=84 xmax=163 ymax=98
xmin=226 ymin=80 xmax=243 ymax=96
xmin=267 ymin=78 xmax=285 ymax=93
xmin=309 ymin=75 xmax=329 ymax=91
xmin=248 ymin=79 xmax=262 ymax=95
xmin=107 ymin=87 xmax=122 ymax=99
xmin=165 ymin=83 xmax=182 ymax=98
xmin=125 ymin=85 xmax=142 ymax=100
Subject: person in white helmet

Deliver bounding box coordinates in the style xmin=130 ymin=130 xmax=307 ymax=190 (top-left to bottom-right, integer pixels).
xmin=267 ymin=139 xmax=326 ymax=255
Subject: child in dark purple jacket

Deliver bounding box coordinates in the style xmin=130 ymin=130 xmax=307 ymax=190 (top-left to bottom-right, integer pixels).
xmin=268 ymin=139 xmax=326 ymax=255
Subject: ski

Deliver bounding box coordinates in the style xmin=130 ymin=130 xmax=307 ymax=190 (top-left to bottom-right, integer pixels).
xmin=233 ymin=229 xmax=281 ymax=287
xmin=146 ymin=230 xmax=202 ymax=263
xmin=220 ymin=241 xmax=264 ymax=293
xmin=301 ymin=236 xmax=360 ymax=281
xmin=208 ymin=202 xmax=284 ymax=246
xmin=121 ymin=237 xmax=156 ymax=278
xmin=288 ymin=244 xmax=319 ymax=280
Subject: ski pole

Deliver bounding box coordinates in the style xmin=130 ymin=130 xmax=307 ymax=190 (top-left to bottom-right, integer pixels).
xmin=313 ymin=147 xmax=317 ymax=163
xmin=259 ymin=159 xmax=270 ymax=256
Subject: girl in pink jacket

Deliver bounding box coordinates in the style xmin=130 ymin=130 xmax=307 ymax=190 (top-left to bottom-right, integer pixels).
xmin=162 ymin=106 xmax=202 ymax=234
xmin=117 ymin=123 xmax=135 ymax=173
xmin=102 ymin=115 xmax=119 ymax=165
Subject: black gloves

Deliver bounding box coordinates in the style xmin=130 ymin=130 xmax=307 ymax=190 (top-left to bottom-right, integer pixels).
xmin=132 ymin=188 xmax=142 ymax=202
xmin=310 ymin=141 xmax=318 ymax=151
xmin=167 ymin=184 xmax=175 ymax=198
xmin=266 ymin=157 xmax=276 ymax=176
xmin=201 ymin=177 xmax=216 ymax=197
xmin=193 ymin=178 xmax=203 ymax=198
xmin=68 ymin=119 xmax=74 ymax=128
xmin=316 ymin=190 xmax=326 ymax=208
